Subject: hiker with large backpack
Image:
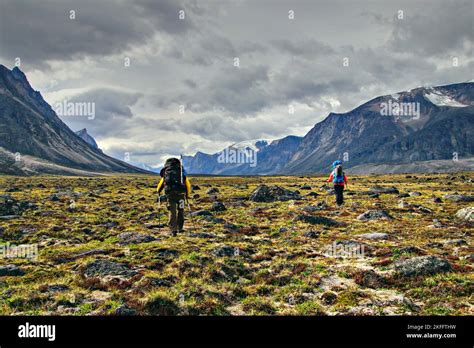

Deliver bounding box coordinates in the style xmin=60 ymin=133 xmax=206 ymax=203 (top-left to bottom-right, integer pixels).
xmin=157 ymin=158 xmax=191 ymax=236
xmin=327 ymin=160 xmax=348 ymax=206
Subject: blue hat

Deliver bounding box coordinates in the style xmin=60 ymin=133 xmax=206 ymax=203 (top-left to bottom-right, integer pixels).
xmin=332 ymin=160 xmax=342 ymax=168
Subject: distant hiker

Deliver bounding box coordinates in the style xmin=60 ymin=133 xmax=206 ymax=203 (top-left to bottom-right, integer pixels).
xmin=327 ymin=160 xmax=348 ymax=206
xmin=157 ymin=158 xmax=191 ymax=236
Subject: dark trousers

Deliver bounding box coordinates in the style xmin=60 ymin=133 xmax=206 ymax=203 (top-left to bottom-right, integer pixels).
xmin=334 ymin=185 xmax=344 ymax=206
xmin=167 ymin=193 xmax=185 ymax=232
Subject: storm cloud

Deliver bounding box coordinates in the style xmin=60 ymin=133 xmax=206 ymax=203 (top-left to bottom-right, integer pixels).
xmin=0 ymin=0 xmax=472 ymax=168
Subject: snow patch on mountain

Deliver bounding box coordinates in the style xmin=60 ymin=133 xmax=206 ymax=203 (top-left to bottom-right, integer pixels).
xmin=424 ymin=89 xmax=467 ymax=107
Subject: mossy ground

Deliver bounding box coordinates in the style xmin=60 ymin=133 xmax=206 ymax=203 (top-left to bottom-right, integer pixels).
xmin=0 ymin=173 xmax=472 ymax=315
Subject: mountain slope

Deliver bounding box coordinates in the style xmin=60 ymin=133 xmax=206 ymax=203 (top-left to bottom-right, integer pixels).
xmin=183 ymin=136 xmax=302 ymax=175
xmin=75 ymin=128 xmax=100 ymax=150
xmin=0 ymin=65 xmax=148 ymax=175
xmin=283 ymin=83 xmax=474 ymax=173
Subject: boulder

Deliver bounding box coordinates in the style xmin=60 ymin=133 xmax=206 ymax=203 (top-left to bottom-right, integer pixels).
xmin=368 ymin=186 xmax=399 ymax=195
xmin=455 ymin=206 xmax=473 ymax=222
xmin=353 ymin=269 xmax=386 ymax=288
xmin=82 ymin=260 xmax=138 ymax=278
xmin=212 ymin=246 xmax=239 ymax=257
xmin=0 ymin=195 xmax=35 ymax=216
xmin=357 ymin=232 xmax=389 ymax=240
xmin=294 ymin=214 xmax=340 ymax=226
xmin=118 ymin=232 xmax=156 ymax=245
xmin=357 ymin=210 xmax=393 ymax=221
xmin=210 ymin=202 xmax=227 ymax=212
xmin=443 ymin=194 xmax=474 ymax=202
xmin=394 ymin=256 xmax=451 ymax=277
xmin=190 ymin=210 xmax=213 ymax=217
xmin=0 ymin=264 xmax=25 ymax=277
xmin=250 ymin=185 xmax=301 ymax=202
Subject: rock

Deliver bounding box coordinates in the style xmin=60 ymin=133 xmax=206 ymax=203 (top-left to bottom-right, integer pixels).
xmin=443 ymin=194 xmax=474 ymax=202
xmin=353 ymin=269 xmax=386 ymax=288
xmin=115 ymin=305 xmax=137 ymax=316
xmin=432 ymin=197 xmax=442 ymax=203
xmin=397 ymin=193 xmax=410 ymax=198
xmin=320 ymin=291 xmax=337 ymax=305
xmin=190 ymin=210 xmax=213 ymax=217
xmin=250 ymin=184 xmax=301 ymax=202
xmin=398 ymin=246 xmax=424 ymax=255
xmin=394 ymin=256 xmax=451 ymax=277
xmin=426 ymin=242 xmax=443 ymax=248
xmin=224 ymin=223 xmax=239 ymax=232
xmin=455 ymin=206 xmax=474 ymax=222
xmin=409 ymin=192 xmax=422 ymax=197
xmin=118 ymin=232 xmax=155 ymax=245
xmin=191 ymin=185 xmax=200 ymax=191
xmin=415 ymin=205 xmax=432 ymax=214
xmin=300 ymin=184 xmax=312 ymax=190
xmin=0 ymin=195 xmax=33 ymax=216
xmin=463 ymin=254 xmax=474 ymax=261
xmin=0 ymin=264 xmax=24 ymax=277
xmin=304 ymin=230 xmax=320 ymax=238
xmin=301 ymin=203 xmax=326 ymax=212
xmin=398 ymin=199 xmax=410 ymax=209
xmin=306 ymin=192 xmax=319 ymax=197
xmin=279 ymin=227 xmax=288 ymax=233
xmin=442 ymin=239 xmax=468 ymax=246
xmin=294 ymin=214 xmax=340 ymax=226
xmin=368 ymin=186 xmax=399 ymax=195
xmin=369 ymin=193 xmax=380 ymax=198
xmin=82 ymin=260 xmax=138 ymax=278
xmin=357 ymin=232 xmax=389 ymax=240
xmin=210 ymin=202 xmax=226 ymax=212
xmin=427 ymin=219 xmax=444 ymax=229
xmin=212 ymin=246 xmax=239 ymax=257
xmin=39 ymin=284 xmax=69 ymax=293
xmin=189 ymin=232 xmax=216 ymax=239
xmin=49 ymin=194 xmax=60 ymax=202
xmin=207 ymin=188 xmax=219 ymax=194
xmin=357 ymin=210 xmax=393 ymax=221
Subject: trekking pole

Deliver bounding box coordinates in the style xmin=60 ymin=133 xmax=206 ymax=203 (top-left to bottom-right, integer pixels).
xmin=157 ymin=194 xmax=163 ymax=231
xmin=186 ymin=197 xmax=198 ymax=232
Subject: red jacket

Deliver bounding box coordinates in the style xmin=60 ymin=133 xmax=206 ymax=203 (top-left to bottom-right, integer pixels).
xmin=327 ymin=172 xmax=347 ymax=186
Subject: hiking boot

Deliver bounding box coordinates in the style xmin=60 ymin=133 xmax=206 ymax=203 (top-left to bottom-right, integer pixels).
xmin=170 ymin=230 xmax=177 ymax=237
xmin=178 ymin=228 xmax=184 ymax=233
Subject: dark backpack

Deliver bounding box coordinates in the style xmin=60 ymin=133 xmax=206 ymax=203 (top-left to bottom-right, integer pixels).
xmin=162 ymin=158 xmax=186 ymax=194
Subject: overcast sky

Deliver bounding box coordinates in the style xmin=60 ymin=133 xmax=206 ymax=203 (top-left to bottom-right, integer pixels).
xmin=0 ymin=0 xmax=472 ymax=167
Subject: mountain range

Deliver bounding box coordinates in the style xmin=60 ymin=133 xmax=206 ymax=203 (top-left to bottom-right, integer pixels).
xmin=0 ymin=64 xmax=472 ymax=176
xmin=0 ymin=65 xmax=148 ymax=175
xmin=184 ymin=82 xmax=474 ymax=174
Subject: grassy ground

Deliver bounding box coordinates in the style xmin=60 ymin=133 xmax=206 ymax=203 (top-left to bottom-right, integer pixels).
xmin=0 ymin=173 xmax=472 ymax=315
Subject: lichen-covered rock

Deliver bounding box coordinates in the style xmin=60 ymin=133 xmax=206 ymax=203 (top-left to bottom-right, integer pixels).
xmin=455 ymin=206 xmax=474 ymax=222
xmin=394 ymin=256 xmax=451 ymax=277
xmin=118 ymin=232 xmax=155 ymax=245
xmin=82 ymin=260 xmax=138 ymax=278
xmin=357 ymin=210 xmax=393 ymax=221
xmin=250 ymin=185 xmax=301 ymax=202
xmin=0 ymin=264 xmax=25 ymax=277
